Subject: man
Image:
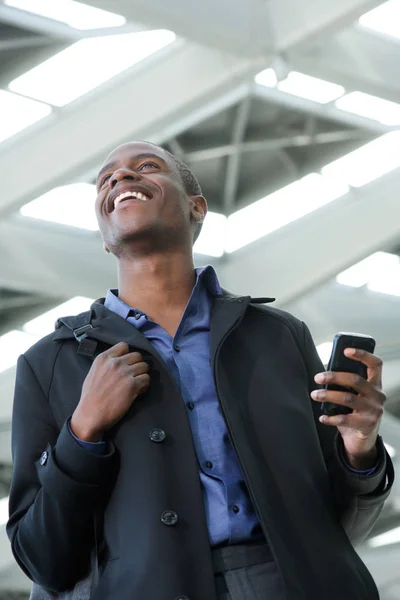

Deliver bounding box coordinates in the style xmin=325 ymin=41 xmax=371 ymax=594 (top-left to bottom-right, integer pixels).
xmin=7 ymin=141 xmax=394 ymax=600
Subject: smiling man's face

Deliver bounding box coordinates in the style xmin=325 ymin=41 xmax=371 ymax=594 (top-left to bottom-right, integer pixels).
xmin=95 ymin=142 xmax=203 ymax=256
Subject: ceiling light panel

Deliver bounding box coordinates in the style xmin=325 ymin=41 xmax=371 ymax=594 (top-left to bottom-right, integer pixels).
xmin=254 ymin=68 xmax=278 ymax=88
xmin=23 ymin=297 xmax=94 ymax=336
xmin=336 ymin=91 xmax=400 ymax=126
xmin=359 ymin=0 xmax=400 ymax=41
xmin=193 ymin=212 xmax=227 ymax=258
xmin=9 ymin=30 xmax=176 ymax=106
xmin=336 ymin=252 xmax=400 ymax=298
xmin=316 ymin=342 xmax=333 ymax=366
xmin=369 ymin=525 xmax=400 ymax=548
xmin=5 ymin=0 xmax=126 ymax=30
xmin=20 ymin=183 xmax=99 ymax=230
xmin=277 ymin=71 xmax=345 ymax=104
xmin=0 ymin=330 xmax=40 ymax=374
xmin=226 ymin=173 xmax=348 ymax=253
xmin=0 ymin=89 xmax=51 ymax=144
xmin=321 ymin=131 xmax=400 ymax=188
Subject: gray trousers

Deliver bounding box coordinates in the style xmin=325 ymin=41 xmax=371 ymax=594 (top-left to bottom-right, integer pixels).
xmin=212 ymin=542 xmax=286 ymax=600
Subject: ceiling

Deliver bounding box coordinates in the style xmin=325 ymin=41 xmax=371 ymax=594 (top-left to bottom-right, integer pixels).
xmin=0 ymin=0 xmax=400 ymax=597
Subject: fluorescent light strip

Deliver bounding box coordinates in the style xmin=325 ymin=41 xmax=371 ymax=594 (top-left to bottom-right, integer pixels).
xmin=193 ymin=212 xmax=227 ymax=258
xmin=0 ymin=331 xmax=40 ymax=374
xmin=20 ymin=183 xmax=98 ymax=231
xmin=226 ymin=173 xmax=349 ymax=253
xmin=9 ymin=30 xmax=176 ymax=106
xmin=5 ymin=0 xmax=126 ymax=30
xmin=359 ymin=1 xmax=400 ymax=41
xmin=277 ymin=71 xmax=345 ymax=104
xmin=336 ymin=91 xmax=400 ymax=126
xmin=23 ymin=297 xmax=94 ymax=337
xmin=0 ymin=89 xmax=51 ymax=144
xmin=322 ymin=131 xmax=400 ymax=188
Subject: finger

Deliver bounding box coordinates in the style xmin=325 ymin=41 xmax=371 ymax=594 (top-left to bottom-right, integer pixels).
xmin=134 ymin=373 xmax=150 ymax=391
xmin=122 ymin=351 xmax=144 ymax=366
xmin=106 ymin=342 xmax=130 ymax=358
xmin=311 ymin=389 xmax=357 ymax=409
xmin=130 ymin=362 xmax=150 ymax=377
xmin=319 ymin=411 xmax=379 ymax=430
xmin=344 ymin=348 xmax=382 ymax=387
xmin=314 ymin=371 xmax=369 ymax=394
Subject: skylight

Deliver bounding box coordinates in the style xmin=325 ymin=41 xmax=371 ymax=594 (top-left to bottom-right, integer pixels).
xmin=9 ymin=29 xmax=176 ymax=106
xmin=359 ymin=0 xmax=400 ymax=41
xmin=321 ymin=131 xmax=400 ymax=188
xmin=0 ymin=89 xmax=51 ymax=144
xmin=20 ymin=183 xmax=99 ymax=230
xmin=5 ymin=0 xmax=126 ymax=30
xmin=336 ymin=91 xmax=400 ymax=126
xmin=277 ymin=71 xmax=345 ymax=104
xmin=225 ymin=173 xmax=349 ymax=253
xmin=336 ymin=252 xmax=399 ymax=288
xmin=0 ymin=330 xmax=40 ymax=374
xmin=23 ymin=297 xmax=94 ymax=336
xmin=193 ymin=212 xmax=227 ymax=258
xmin=254 ymin=68 xmax=278 ymax=88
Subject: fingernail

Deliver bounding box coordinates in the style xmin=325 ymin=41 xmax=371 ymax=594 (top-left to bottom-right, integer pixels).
xmin=346 ymin=347 xmax=356 ymax=355
xmin=314 ymin=373 xmax=326 ymax=383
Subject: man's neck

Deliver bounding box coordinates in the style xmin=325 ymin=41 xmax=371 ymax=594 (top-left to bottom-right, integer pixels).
xmin=116 ymin=251 xmax=196 ymax=322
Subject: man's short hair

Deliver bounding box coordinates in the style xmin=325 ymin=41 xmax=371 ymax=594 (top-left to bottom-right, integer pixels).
xmin=147 ymin=143 xmax=203 ymax=243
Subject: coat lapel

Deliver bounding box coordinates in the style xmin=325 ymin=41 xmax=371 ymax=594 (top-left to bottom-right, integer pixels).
xmin=210 ymin=291 xmax=274 ymax=365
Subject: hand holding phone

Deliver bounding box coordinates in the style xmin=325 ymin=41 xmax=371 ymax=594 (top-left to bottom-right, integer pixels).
xmin=320 ymin=333 xmax=376 ymax=417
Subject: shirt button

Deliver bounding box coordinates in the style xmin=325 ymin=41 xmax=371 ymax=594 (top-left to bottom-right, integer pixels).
xmin=205 ymin=461 xmax=213 ymax=469
xmin=173 ymin=344 xmax=180 ymax=352
xmin=175 ymin=597 xmax=191 ymax=600
xmin=39 ymin=451 xmax=48 ymax=466
xmin=161 ymin=510 xmax=179 ymax=526
xmin=232 ymin=505 xmax=240 ymax=514
xmin=187 ymin=402 xmax=195 ymax=411
xmin=150 ymin=429 xmax=166 ymax=443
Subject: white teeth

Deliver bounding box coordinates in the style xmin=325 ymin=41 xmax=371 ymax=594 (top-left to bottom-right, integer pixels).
xmin=114 ymin=190 xmax=149 ymax=208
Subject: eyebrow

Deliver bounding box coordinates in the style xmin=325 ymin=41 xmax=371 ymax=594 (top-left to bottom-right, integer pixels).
xmin=96 ymin=153 xmax=168 ymax=184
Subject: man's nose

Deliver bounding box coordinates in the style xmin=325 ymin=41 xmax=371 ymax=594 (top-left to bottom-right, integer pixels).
xmin=110 ymin=168 xmax=141 ymax=187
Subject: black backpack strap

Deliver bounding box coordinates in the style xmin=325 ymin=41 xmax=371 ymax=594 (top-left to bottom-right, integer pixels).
xmin=55 ymin=310 xmax=98 ymax=358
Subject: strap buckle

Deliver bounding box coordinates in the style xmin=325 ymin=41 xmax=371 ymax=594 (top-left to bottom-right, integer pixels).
xmin=73 ymin=324 xmax=93 ymax=342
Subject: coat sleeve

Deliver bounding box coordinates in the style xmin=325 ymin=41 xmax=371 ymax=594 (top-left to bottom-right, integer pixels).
xmin=300 ymin=321 xmax=394 ymax=546
xmin=7 ymin=353 xmax=117 ymax=593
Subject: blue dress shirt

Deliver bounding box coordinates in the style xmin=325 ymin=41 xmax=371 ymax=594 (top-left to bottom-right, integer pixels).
xmin=71 ymin=265 xmax=377 ymax=545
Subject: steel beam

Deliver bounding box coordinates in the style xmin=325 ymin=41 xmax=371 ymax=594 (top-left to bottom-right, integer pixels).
xmin=0 ymin=43 xmax=265 ymax=218
xmin=184 ymin=130 xmax=371 ymax=163
xmin=80 ymin=0 xmax=381 ymax=57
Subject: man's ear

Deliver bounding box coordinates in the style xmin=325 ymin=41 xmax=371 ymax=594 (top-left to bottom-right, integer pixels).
xmin=190 ymin=195 xmax=208 ymax=224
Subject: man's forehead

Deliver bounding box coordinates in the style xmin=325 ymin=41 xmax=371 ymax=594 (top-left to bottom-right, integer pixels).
xmin=103 ymin=142 xmax=167 ymax=166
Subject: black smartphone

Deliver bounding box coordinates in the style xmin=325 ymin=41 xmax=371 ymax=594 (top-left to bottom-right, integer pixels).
xmin=321 ymin=332 xmax=376 ymax=417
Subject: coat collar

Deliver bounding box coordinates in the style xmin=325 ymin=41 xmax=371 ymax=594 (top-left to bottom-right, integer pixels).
xmin=53 ymin=291 xmax=275 ymax=363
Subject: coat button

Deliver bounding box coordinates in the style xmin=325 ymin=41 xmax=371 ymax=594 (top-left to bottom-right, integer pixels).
xmin=175 ymin=597 xmax=190 ymax=600
xmin=161 ymin=510 xmax=179 ymax=526
xmin=39 ymin=451 xmax=48 ymax=466
xmin=150 ymin=428 xmax=166 ymax=443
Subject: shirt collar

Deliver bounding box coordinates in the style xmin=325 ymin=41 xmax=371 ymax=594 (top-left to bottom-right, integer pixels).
xmin=105 ymin=265 xmax=222 ymax=321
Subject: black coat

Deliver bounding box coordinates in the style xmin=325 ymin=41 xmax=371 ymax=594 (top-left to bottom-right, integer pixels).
xmin=7 ymin=291 xmax=394 ymax=600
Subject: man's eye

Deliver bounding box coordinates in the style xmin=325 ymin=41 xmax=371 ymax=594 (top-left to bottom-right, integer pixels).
xmin=139 ymin=162 xmax=158 ymax=170
xmin=100 ymin=174 xmax=111 ymax=186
